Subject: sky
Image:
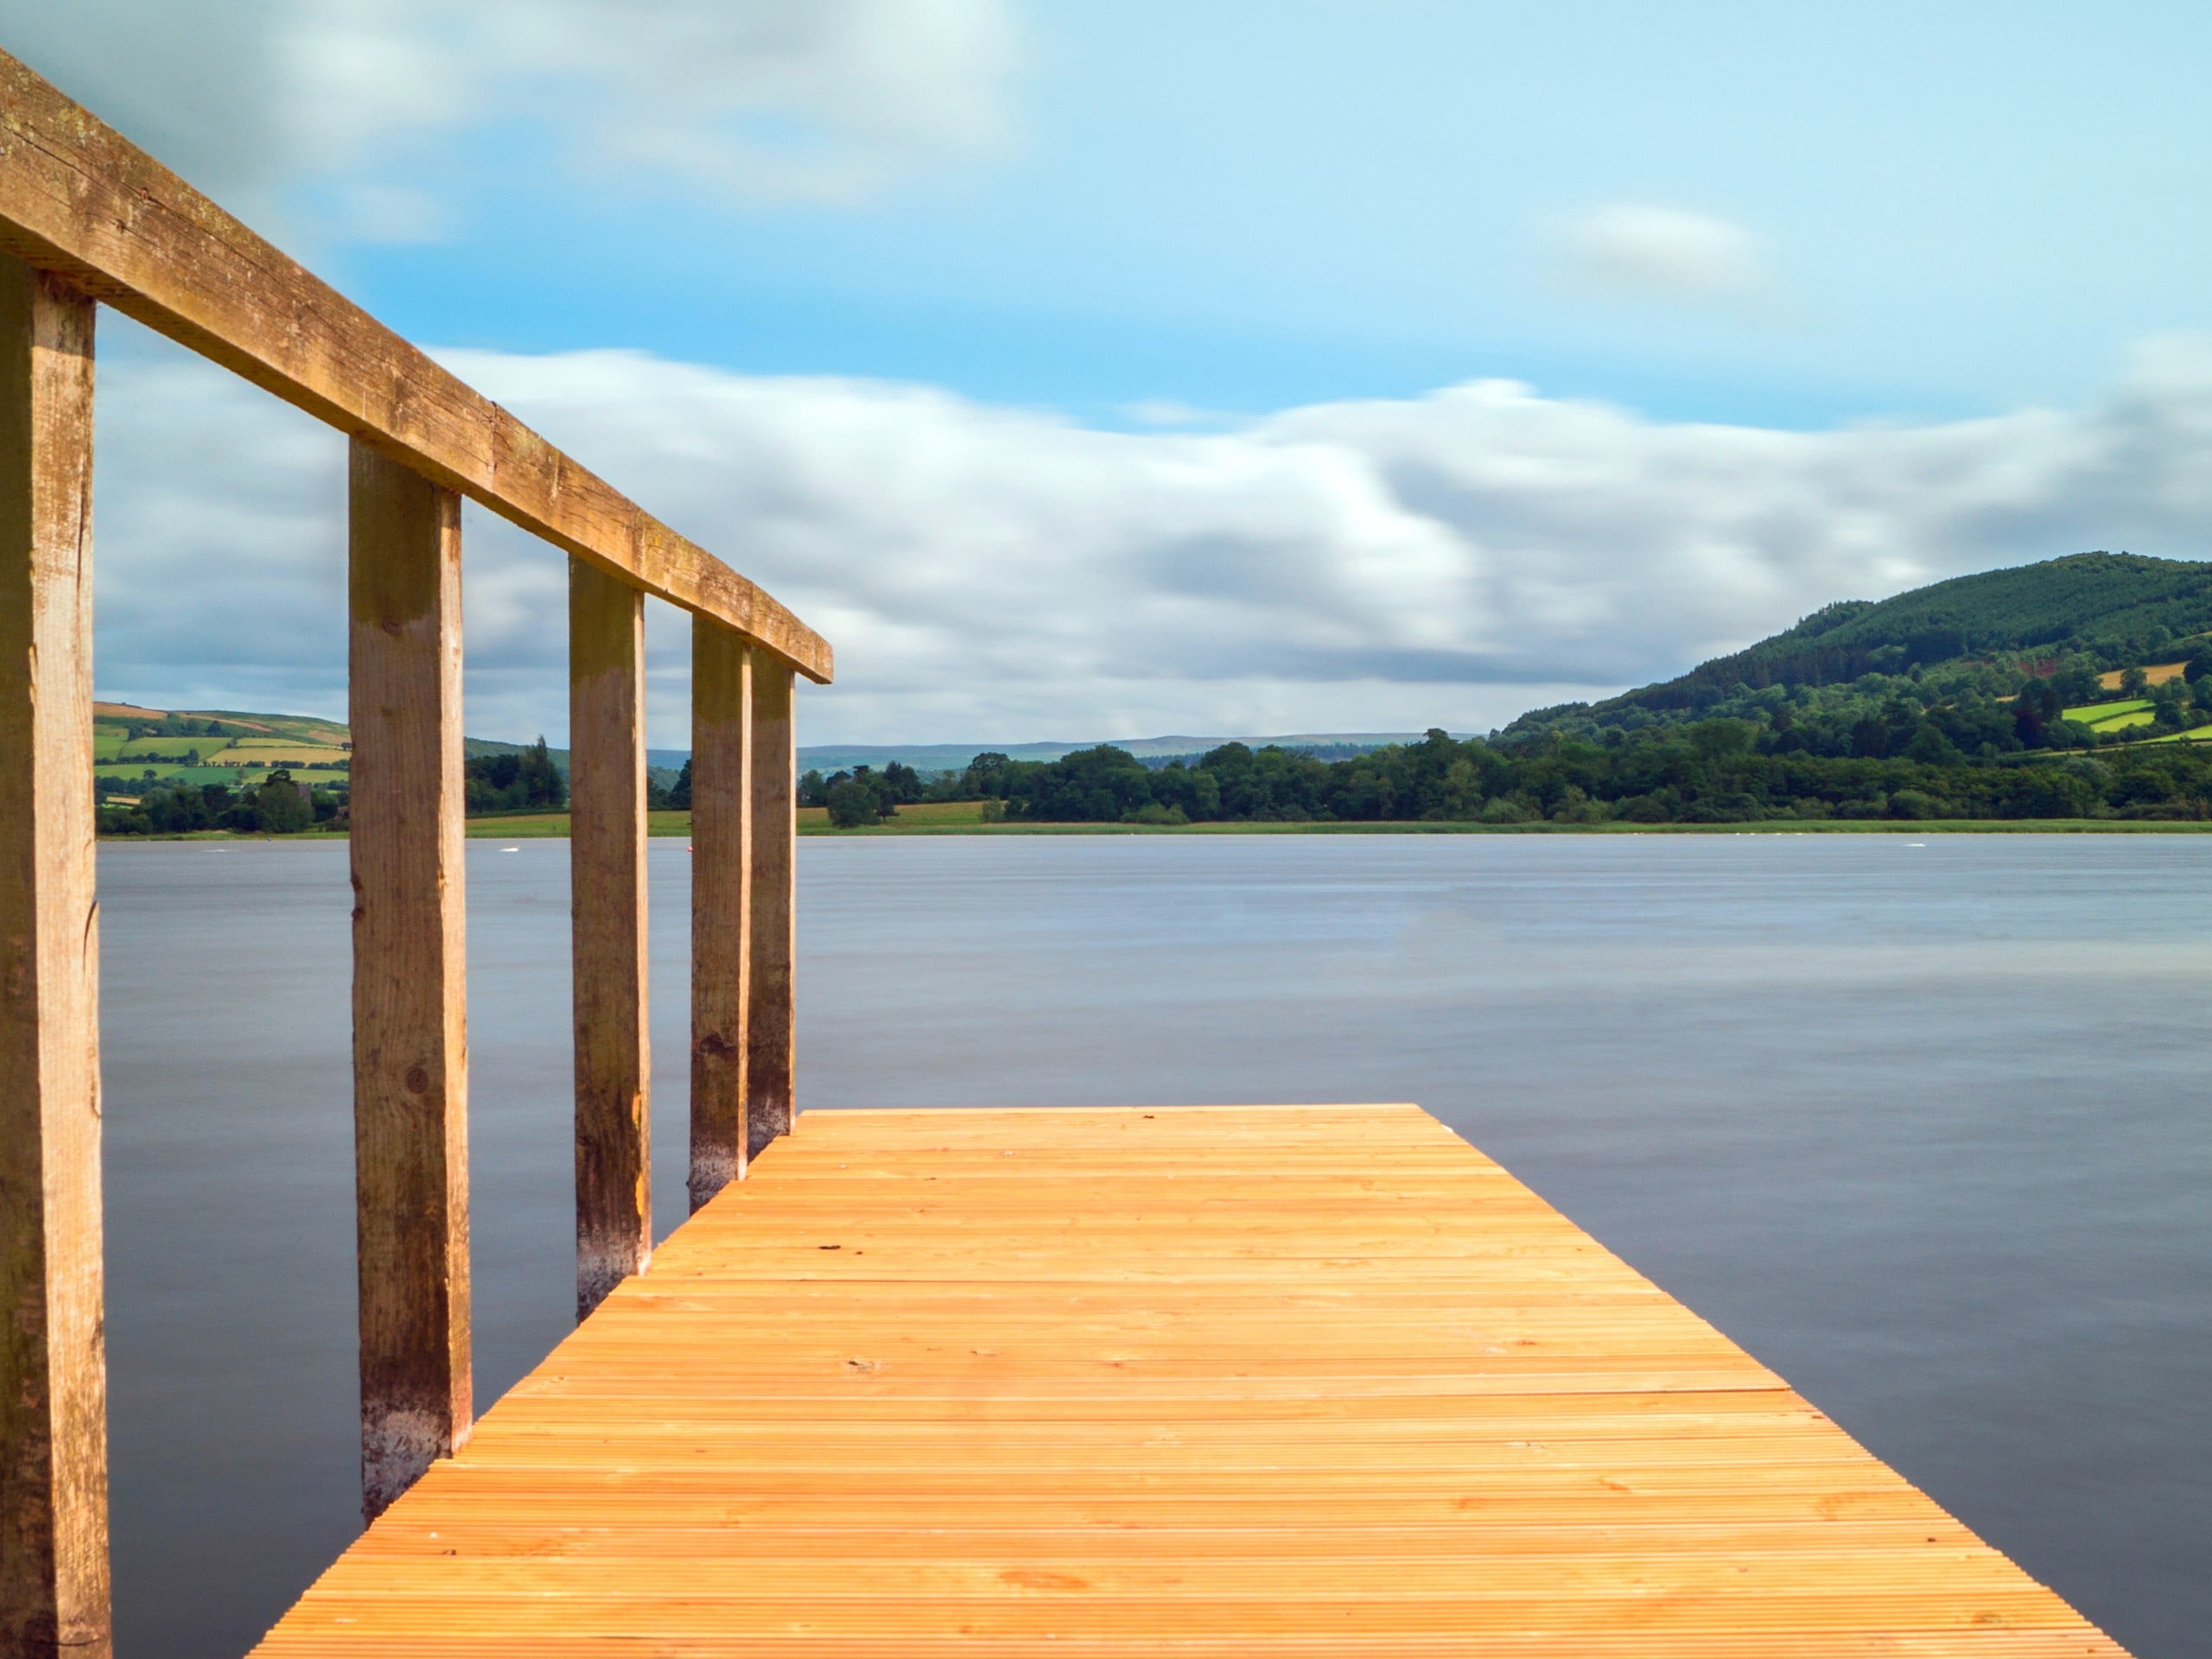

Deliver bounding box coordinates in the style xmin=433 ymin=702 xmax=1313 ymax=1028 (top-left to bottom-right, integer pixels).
xmin=11 ymin=0 xmax=2212 ymax=746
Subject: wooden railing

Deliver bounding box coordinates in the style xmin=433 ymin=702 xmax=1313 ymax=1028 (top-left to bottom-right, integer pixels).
xmin=0 ymin=49 xmax=829 ymax=1656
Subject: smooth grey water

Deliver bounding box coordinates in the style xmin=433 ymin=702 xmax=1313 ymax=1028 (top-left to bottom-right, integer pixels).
xmin=100 ymin=834 xmax=2206 ymax=1656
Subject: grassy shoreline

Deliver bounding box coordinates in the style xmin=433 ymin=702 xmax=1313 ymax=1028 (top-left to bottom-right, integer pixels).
xmin=95 ymin=805 xmax=2212 ymax=842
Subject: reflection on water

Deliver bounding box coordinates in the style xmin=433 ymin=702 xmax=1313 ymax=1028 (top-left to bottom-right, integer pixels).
xmin=100 ymin=834 xmax=2209 ymax=1656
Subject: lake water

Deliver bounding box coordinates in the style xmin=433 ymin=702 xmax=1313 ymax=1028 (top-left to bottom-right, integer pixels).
xmin=99 ymin=834 xmax=2208 ymax=1656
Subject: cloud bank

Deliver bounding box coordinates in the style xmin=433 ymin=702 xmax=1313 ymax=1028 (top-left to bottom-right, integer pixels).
xmin=0 ymin=0 xmax=1021 ymax=221
xmin=86 ymin=327 xmax=2212 ymax=746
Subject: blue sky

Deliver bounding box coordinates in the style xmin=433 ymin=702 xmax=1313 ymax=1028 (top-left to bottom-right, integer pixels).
xmin=330 ymin=2 xmax=2212 ymax=426
xmin=10 ymin=1 xmax=2212 ymax=743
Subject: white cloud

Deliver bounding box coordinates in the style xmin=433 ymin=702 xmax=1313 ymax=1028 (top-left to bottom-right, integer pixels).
xmin=0 ymin=0 xmax=1021 ymax=216
xmin=497 ymin=0 xmax=1020 ymax=204
xmin=1560 ymin=203 xmax=1774 ymax=307
xmin=87 ymin=323 xmax=2212 ymax=747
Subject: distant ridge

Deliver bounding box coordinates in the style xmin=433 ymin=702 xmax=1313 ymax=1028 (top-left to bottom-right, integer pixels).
xmin=1500 ymin=550 xmax=2212 ymax=741
xmin=795 ymin=734 xmax=1443 ymax=774
xmin=1617 ymin=551 xmax=2212 ymax=711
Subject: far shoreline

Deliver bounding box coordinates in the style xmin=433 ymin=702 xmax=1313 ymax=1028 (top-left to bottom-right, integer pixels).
xmin=93 ymin=811 xmax=2212 ymax=842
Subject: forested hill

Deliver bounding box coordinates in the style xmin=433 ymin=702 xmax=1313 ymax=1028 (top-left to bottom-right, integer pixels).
xmin=1505 ymin=551 xmax=2212 ymax=738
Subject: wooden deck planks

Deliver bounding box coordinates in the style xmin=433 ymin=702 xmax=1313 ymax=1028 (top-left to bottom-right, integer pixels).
xmin=251 ymin=1103 xmax=2128 ymax=1656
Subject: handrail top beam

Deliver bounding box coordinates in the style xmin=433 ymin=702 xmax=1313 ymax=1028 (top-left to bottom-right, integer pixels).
xmin=0 ymin=49 xmax=831 ymax=683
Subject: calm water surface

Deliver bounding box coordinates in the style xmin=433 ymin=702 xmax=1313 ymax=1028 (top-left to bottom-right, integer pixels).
xmin=99 ymin=834 xmax=2209 ymax=1656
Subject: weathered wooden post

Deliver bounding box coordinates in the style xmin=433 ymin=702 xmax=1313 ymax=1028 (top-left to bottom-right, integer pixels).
xmin=688 ymin=620 xmax=752 ymax=1208
xmin=569 ymin=558 xmax=652 ymax=1317
xmin=0 ymin=255 xmax=111 ymax=1656
xmin=347 ymin=439 xmax=472 ymax=1522
xmin=0 ymin=48 xmax=836 ymax=1630
xmin=746 ymin=658 xmax=797 ymax=1159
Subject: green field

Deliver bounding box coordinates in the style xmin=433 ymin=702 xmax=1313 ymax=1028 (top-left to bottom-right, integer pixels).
xmin=465 ymin=810 xmax=696 ymax=839
xmin=116 ymin=749 xmax=222 ymax=764
xmin=97 ymin=762 xmax=349 ymax=788
xmin=798 ymin=801 xmax=994 ymax=830
xmin=2061 ymin=697 xmax=2155 ymax=730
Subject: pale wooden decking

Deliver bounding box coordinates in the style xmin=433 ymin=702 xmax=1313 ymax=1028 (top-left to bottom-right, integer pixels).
xmin=253 ymin=1103 xmax=2127 ymax=1656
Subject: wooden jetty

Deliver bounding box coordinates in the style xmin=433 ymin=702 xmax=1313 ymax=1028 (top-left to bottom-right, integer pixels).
xmin=0 ymin=48 xmax=2131 ymax=1658
xmin=249 ymin=1103 xmax=2125 ymax=1656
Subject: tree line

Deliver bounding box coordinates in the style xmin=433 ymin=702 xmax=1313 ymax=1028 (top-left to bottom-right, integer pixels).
xmin=963 ymin=728 xmax=2212 ymax=826
xmin=102 ymin=648 xmax=2212 ymax=835
xmin=98 ymin=770 xmax=340 ymax=836
xmin=912 ymin=652 xmax=2212 ymax=825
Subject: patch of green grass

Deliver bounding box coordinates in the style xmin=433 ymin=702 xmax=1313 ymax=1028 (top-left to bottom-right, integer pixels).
xmin=796 ymin=801 xmax=994 ymax=831
xmin=2062 ymin=698 xmax=2155 ymax=728
xmin=112 ymin=736 xmax=236 ymax=759
xmin=98 ymin=764 xmax=350 ymax=789
xmin=462 ymin=810 xmax=694 ymax=839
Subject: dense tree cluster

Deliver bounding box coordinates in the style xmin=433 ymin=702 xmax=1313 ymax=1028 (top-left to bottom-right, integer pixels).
xmin=798 ymin=760 xmax=932 ymax=827
xmin=97 ymin=770 xmax=342 ymax=836
xmin=464 ymin=738 xmax=567 ymax=813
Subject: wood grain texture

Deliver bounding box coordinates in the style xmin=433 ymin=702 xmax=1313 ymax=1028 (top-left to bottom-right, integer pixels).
xmin=348 ymin=441 xmax=471 ymax=1522
xmin=569 ymin=558 xmax=650 ymax=1319
xmin=744 ymin=660 xmax=795 ymax=1160
xmin=689 ymin=621 xmax=751 ymax=1211
xmin=252 ymin=1104 xmax=2128 ymax=1657
xmin=0 ymin=257 xmax=108 ymax=1659
xmin=0 ymin=50 xmax=830 ymax=683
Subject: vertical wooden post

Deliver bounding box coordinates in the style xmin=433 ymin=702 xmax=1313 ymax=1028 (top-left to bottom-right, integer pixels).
xmin=689 ymin=621 xmax=751 ymax=1209
xmin=0 ymin=257 xmax=110 ymax=1657
xmin=347 ymin=439 xmax=470 ymax=1522
xmin=746 ymin=658 xmax=797 ymax=1159
xmin=570 ymin=558 xmax=650 ymax=1318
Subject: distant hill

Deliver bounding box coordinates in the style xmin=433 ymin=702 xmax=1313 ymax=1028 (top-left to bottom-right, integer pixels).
xmin=1500 ymin=551 xmax=2212 ymax=741
xmin=796 ymin=734 xmax=1435 ymax=774
xmin=1618 ymin=552 xmax=2212 ymax=712
xmin=93 ymin=702 xmax=353 ymax=791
